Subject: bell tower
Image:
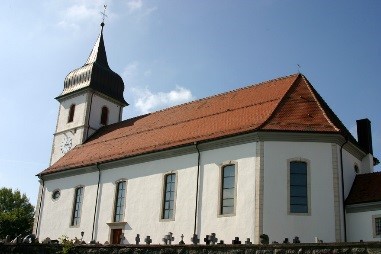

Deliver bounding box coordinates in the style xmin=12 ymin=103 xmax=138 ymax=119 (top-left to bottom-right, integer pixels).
xmin=50 ymin=22 xmax=128 ymax=165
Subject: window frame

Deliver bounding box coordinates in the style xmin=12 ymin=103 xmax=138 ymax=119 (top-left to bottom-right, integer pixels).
xmin=68 ymin=104 xmax=75 ymax=123
xmin=160 ymin=172 xmax=177 ymax=221
xmin=218 ymin=161 xmax=238 ymax=217
xmin=113 ymin=180 xmax=127 ymax=223
xmin=100 ymin=106 xmax=109 ymax=125
xmin=70 ymin=186 xmax=84 ymax=227
xmin=287 ymin=158 xmax=311 ymax=215
xmin=51 ymin=189 xmax=61 ymax=201
xmin=373 ymin=214 xmax=381 ymax=238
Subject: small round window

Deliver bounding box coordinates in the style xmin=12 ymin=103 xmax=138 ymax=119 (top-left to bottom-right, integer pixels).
xmin=52 ymin=190 xmax=61 ymax=200
xmin=354 ymin=164 xmax=359 ymax=174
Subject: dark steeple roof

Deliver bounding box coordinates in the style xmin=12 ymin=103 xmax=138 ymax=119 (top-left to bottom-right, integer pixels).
xmin=56 ymin=23 xmax=127 ymax=106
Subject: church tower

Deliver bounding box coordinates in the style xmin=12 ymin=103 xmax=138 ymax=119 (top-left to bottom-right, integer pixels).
xmin=50 ymin=22 xmax=127 ymax=165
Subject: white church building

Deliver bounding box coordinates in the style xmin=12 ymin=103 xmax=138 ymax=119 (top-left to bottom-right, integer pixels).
xmin=33 ymin=23 xmax=380 ymax=244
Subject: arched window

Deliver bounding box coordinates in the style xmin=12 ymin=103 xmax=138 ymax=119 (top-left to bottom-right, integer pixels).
xmin=68 ymin=104 xmax=75 ymax=123
xmin=100 ymin=106 xmax=109 ymax=125
xmin=114 ymin=180 xmax=127 ymax=222
xmin=289 ymin=160 xmax=309 ymax=214
xmin=71 ymin=186 xmax=84 ymax=226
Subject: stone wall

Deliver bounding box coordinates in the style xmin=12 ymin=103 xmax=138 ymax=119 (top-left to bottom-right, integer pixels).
xmin=0 ymin=242 xmax=380 ymax=254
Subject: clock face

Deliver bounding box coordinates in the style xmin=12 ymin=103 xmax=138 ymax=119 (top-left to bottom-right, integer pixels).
xmin=60 ymin=136 xmax=72 ymax=154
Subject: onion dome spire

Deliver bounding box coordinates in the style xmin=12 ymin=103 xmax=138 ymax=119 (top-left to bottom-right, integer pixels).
xmin=56 ymin=22 xmax=127 ymax=106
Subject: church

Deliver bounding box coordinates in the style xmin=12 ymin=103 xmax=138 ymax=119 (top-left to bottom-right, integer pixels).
xmin=33 ymin=23 xmax=381 ymax=244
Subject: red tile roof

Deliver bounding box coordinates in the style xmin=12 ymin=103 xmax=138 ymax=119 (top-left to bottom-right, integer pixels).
xmin=40 ymin=74 xmax=352 ymax=175
xmin=345 ymin=172 xmax=381 ymax=205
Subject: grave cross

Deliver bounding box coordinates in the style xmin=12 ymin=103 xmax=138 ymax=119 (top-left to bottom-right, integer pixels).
xmin=204 ymin=235 xmax=211 ymax=245
xmin=135 ymin=234 xmax=140 ymax=245
xmin=179 ymin=234 xmax=185 ymax=245
xmin=144 ymin=236 xmax=152 ymax=245
xmin=245 ymin=238 xmax=252 ymax=245
xmin=191 ymin=234 xmax=200 ymax=245
xmin=209 ymin=233 xmax=218 ymax=245
xmin=232 ymin=237 xmax=241 ymax=245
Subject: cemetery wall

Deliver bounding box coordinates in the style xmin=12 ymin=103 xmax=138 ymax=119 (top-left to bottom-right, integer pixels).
xmin=0 ymin=242 xmax=381 ymax=254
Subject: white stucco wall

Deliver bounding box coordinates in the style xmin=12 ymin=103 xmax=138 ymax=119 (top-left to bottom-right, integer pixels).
xmin=347 ymin=210 xmax=381 ymax=242
xmin=263 ymin=141 xmax=337 ymax=243
xmin=341 ymin=149 xmax=361 ymax=198
xmin=198 ymin=142 xmax=257 ymax=242
xmin=38 ymin=142 xmax=257 ymax=244
xmin=88 ymin=94 xmax=121 ymax=130
xmin=39 ymin=138 xmax=367 ymax=244
xmin=56 ymin=94 xmax=88 ymax=133
xmin=38 ymin=170 xmax=100 ymax=241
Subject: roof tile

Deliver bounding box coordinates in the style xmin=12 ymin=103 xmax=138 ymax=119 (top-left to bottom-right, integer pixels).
xmin=41 ymin=74 xmax=351 ymax=175
xmin=345 ymin=172 xmax=381 ymax=205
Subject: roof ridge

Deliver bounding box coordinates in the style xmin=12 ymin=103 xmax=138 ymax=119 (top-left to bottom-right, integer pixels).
xmin=301 ymin=75 xmax=339 ymax=132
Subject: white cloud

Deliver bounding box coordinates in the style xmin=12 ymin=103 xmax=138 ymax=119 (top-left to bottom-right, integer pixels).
xmin=125 ymin=0 xmax=157 ymax=19
xmin=127 ymin=0 xmax=143 ymax=12
xmin=132 ymin=86 xmax=195 ymax=114
xmin=122 ymin=62 xmax=139 ymax=83
xmin=57 ymin=1 xmax=116 ymax=31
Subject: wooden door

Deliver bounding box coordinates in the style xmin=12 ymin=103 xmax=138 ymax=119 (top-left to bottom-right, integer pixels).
xmin=111 ymin=229 xmax=122 ymax=244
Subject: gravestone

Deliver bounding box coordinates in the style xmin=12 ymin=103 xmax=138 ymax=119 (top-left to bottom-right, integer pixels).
xmin=293 ymin=236 xmax=300 ymax=243
xmin=232 ymin=237 xmax=241 ymax=244
xmin=191 ymin=234 xmax=200 ymax=245
xmin=73 ymin=237 xmax=81 ymax=245
xmin=260 ymin=234 xmax=269 ymax=245
xmin=179 ymin=234 xmax=185 ymax=245
xmin=135 ymin=234 xmax=140 ymax=245
xmin=210 ymin=233 xmax=218 ymax=245
xmin=162 ymin=232 xmax=174 ymax=245
xmin=144 ymin=236 xmax=152 ymax=245
xmin=42 ymin=237 xmax=51 ymax=244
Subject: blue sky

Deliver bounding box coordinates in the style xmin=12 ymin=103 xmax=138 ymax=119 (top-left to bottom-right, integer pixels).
xmin=0 ymin=0 xmax=380 ymax=205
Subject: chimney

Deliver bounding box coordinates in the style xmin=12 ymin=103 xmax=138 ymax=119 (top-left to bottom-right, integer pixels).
xmin=356 ymin=118 xmax=373 ymax=154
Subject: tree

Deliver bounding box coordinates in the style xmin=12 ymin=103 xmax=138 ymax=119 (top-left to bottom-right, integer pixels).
xmin=0 ymin=187 xmax=34 ymax=239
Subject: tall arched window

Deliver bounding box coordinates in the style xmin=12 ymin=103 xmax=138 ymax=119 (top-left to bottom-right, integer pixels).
xmin=289 ymin=160 xmax=309 ymax=214
xmin=71 ymin=186 xmax=84 ymax=226
xmin=100 ymin=106 xmax=109 ymax=125
xmin=68 ymin=104 xmax=75 ymax=123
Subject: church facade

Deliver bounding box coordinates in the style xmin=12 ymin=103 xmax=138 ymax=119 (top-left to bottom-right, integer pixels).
xmin=33 ymin=24 xmax=379 ymax=244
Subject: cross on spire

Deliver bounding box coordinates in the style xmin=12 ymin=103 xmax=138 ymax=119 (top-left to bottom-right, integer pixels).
xmin=100 ymin=5 xmax=108 ymax=27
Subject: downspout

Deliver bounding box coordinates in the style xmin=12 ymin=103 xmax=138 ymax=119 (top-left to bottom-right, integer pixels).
xmin=35 ymin=176 xmax=45 ymax=237
xmin=340 ymin=137 xmax=349 ymax=242
xmin=193 ymin=142 xmax=201 ymax=235
xmin=91 ymin=163 xmax=102 ymax=241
